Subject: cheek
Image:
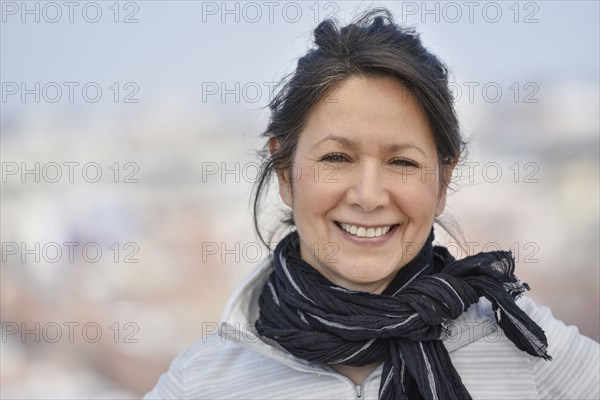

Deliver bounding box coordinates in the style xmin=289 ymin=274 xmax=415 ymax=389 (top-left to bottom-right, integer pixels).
xmin=393 ymin=176 xmax=440 ymax=218
xmin=292 ymin=164 xmax=340 ymax=215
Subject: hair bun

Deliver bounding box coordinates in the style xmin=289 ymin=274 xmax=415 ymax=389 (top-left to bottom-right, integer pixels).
xmin=314 ymin=20 xmax=338 ymax=50
xmin=372 ymin=16 xmax=385 ymax=28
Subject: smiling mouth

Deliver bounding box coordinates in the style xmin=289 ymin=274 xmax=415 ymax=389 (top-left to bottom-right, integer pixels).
xmin=334 ymin=221 xmax=399 ymax=238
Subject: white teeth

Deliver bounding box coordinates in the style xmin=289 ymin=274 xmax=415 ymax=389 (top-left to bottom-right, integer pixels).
xmin=339 ymin=223 xmax=394 ymax=238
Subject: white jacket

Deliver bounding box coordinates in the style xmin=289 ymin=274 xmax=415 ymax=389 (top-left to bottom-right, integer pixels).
xmin=145 ymin=257 xmax=600 ymax=399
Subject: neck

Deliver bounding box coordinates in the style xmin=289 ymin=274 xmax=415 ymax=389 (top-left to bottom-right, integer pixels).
xmin=330 ymin=362 xmax=382 ymax=386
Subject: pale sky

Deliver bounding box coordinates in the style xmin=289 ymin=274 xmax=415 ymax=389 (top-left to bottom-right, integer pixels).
xmin=2 ymin=0 xmax=598 ymax=118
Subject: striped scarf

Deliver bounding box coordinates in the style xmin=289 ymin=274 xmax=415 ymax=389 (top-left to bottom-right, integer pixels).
xmin=255 ymin=229 xmax=552 ymax=400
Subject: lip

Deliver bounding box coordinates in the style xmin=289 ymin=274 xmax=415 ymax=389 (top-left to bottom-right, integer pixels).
xmin=334 ymin=221 xmax=399 ymax=246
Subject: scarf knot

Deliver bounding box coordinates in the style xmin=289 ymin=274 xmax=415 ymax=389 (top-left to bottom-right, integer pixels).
xmin=256 ymin=229 xmax=551 ymax=400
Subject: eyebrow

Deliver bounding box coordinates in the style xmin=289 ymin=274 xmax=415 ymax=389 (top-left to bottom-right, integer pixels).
xmin=312 ymin=134 xmax=428 ymax=157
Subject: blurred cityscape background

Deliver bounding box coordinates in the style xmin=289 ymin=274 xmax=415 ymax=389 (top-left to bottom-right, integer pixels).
xmin=1 ymin=1 xmax=598 ymax=398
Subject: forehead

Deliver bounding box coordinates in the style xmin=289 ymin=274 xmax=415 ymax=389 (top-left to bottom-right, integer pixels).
xmin=298 ymin=76 xmax=436 ymax=156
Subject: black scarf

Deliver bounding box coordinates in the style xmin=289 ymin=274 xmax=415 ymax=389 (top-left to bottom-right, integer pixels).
xmin=255 ymin=228 xmax=551 ymax=400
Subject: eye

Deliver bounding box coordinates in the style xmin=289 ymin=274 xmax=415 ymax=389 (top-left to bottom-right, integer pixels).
xmin=390 ymin=158 xmax=419 ymax=168
xmin=320 ymin=153 xmax=350 ymax=163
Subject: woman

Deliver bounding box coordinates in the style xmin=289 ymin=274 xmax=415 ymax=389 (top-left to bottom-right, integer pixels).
xmin=145 ymin=9 xmax=599 ymax=400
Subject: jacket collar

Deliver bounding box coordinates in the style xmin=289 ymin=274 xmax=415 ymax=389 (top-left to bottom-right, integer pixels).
xmin=219 ymin=256 xmax=497 ymax=370
xmin=219 ymin=256 xmax=324 ymax=372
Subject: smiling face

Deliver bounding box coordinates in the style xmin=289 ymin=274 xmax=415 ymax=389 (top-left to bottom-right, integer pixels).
xmin=273 ymin=75 xmax=453 ymax=294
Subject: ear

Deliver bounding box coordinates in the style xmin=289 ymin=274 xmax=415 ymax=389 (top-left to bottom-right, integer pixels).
xmin=434 ymin=162 xmax=456 ymax=217
xmin=269 ymin=137 xmax=293 ymax=207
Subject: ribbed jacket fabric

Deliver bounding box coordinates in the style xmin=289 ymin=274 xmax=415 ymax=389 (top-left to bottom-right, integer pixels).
xmin=144 ymin=258 xmax=600 ymax=400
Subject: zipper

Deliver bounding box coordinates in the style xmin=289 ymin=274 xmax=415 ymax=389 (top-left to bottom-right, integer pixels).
xmin=355 ymin=384 xmax=363 ymax=399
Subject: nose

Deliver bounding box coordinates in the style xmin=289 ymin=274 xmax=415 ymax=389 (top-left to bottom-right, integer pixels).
xmin=346 ymin=161 xmax=390 ymax=212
